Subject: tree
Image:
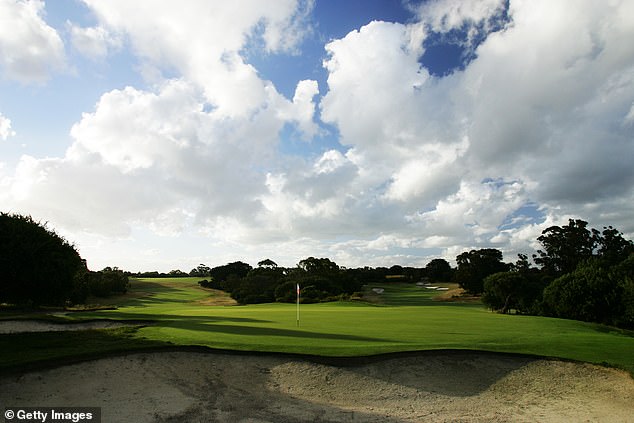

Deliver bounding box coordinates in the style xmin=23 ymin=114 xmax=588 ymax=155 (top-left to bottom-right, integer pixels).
xmin=533 ymin=219 xmax=598 ymax=277
xmin=297 ymin=257 xmax=339 ymax=274
xmin=482 ymin=272 xmax=525 ymax=314
xmin=78 ymin=267 xmax=129 ymax=298
xmin=190 ymin=264 xmax=211 ymax=277
xmin=612 ymin=254 xmax=634 ymax=328
xmin=455 ymin=249 xmax=509 ymax=295
xmin=482 ymin=266 xmax=546 ymax=315
xmin=542 ymin=259 xmax=624 ymax=326
xmin=0 ymin=213 xmax=84 ymax=306
xmin=597 ymin=226 xmax=634 ymax=267
xmin=425 ymin=258 xmax=453 ymax=282
xmin=209 ymin=261 xmax=252 ymax=286
xmin=257 ymin=259 xmax=278 ymax=269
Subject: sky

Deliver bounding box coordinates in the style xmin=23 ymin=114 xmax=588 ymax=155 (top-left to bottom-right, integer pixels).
xmin=1 ymin=0 xmax=633 ymax=272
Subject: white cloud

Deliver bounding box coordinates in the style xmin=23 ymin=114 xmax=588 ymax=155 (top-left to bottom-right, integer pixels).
xmin=3 ymin=0 xmax=634 ymax=271
xmin=0 ymin=113 xmax=15 ymax=140
xmin=0 ymin=0 xmax=66 ymax=83
xmin=417 ymin=0 xmax=507 ymax=33
xmin=68 ymin=23 xmax=121 ymax=60
xmin=81 ymin=0 xmax=311 ymax=118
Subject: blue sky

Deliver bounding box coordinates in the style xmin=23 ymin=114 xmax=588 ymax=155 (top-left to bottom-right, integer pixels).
xmin=1 ymin=0 xmax=633 ymax=272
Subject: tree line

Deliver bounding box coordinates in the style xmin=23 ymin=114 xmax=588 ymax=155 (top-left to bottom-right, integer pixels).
xmin=1 ymin=212 xmax=632 ymax=329
xmin=475 ymin=219 xmax=634 ymax=329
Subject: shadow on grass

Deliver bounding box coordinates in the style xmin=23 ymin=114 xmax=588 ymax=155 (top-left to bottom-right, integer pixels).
xmin=91 ymin=311 xmax=271 ymax=324
xmin=116 ymin=281 xmax=199 ymax=306
xmin=80 ymin=311 xmax=397 ymax=343
xmin=163 ymin=320 xmax=397 ymax=343
xmin=0 ymin=327 xmax=172 ymax=375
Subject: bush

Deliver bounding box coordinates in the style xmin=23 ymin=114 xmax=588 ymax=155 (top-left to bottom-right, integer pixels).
xmin=543 ymin=259 xmax=625 ymax=327
xmin=0 ymin=213 xmax=84 ymax=306
xmin=483 ymin=271 xmax=547 ymax=314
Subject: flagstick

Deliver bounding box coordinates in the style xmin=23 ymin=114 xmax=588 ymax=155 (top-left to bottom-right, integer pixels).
xmin=296 ymin=284 xmax=300 ymax=327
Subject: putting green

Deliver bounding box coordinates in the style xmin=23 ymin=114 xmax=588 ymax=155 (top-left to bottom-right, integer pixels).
xmin=2 ymin=278 xmax=633 ymax=375
xmin=73 ymin=278 xmax=634 ymax=374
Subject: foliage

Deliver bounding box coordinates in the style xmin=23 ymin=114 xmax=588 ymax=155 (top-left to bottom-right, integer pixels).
xmin=482 ymin=270 xmax=546 ymax=314
xmin=455 ymin=249 xmax=509 ymax=295
xmin=425 ymin=258 xmax=453 ymax=282
xmin=534 ymin=219 xmax=597 ymax=277
xmin=83 ymin=267 xmax=129 ymax=298
xmin=209 ymin=261 xmax=252 ymax=287
xmin=230 ymin=266 xmax=284 ymax=304
xmin=597 ymin=226 xmax=634 ymax=266
xmin=534 ymin=219 xmax=633 ymax=278
xmin=189 ymin=264 xmax=211 ymax=277
xmin=542 ymin=258 xmax=632 ymax=328
xmin=0 ymin=213 xmax=84 ymax=306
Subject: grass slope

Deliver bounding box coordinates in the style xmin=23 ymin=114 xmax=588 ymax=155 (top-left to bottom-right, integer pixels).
xmin=2 ymin=278 xmax=634 ymax=375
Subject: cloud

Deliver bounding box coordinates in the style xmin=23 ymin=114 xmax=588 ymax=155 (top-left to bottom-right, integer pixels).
xmin=68 ymin=23 xmax=121 ymax=60
xmin=0 ymin=113 xmax=15 ymax=140
xmin=81 ymin=0 xmax=312 ymax=117
xmin=416 ymin=0 xmax=507 ymax=33
xmin=0 ymin=0 xmax=66 ymax=83
xmin=316 ymin=0 xmax=634 ymax=261
xmin=3 ymin=0 xmax=634 ymax=271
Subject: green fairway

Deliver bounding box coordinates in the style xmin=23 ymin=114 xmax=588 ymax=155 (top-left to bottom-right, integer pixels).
xmin=3 ymin=277 xmax=634 ymax=376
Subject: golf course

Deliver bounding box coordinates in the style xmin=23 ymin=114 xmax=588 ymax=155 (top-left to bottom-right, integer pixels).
xmin=2 ymin=277 xmax=634 ymax=421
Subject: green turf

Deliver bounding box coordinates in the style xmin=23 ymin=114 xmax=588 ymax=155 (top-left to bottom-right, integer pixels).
xmin=2 ymin=278 xmax=634 ymax=376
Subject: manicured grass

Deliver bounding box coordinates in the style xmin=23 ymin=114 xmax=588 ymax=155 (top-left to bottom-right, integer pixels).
xmin=3 ymin=278 xmax=634 ymax=376
xmin=0 ymin=327 xmax=171 ymax=374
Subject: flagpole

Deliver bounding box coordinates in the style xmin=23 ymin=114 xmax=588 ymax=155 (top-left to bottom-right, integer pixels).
xmin=296 ymin=284 xmax=300 ymax=327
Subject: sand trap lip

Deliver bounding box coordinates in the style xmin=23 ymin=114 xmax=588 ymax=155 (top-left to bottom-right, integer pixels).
xmin=0 ymin=319 xmax=153 ymax=334
xmin=2 ymin=350 xmax=633 ymax=422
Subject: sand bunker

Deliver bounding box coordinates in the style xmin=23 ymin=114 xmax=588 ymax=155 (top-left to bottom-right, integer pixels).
xmin=0 ymin=319 xmax=149 ymax=334
xmin=2 ymin=351 xmax=633 ymax=422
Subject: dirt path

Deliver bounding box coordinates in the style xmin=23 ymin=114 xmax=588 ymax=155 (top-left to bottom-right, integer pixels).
xmin=2 ymin=351 xmax=633 ymax=422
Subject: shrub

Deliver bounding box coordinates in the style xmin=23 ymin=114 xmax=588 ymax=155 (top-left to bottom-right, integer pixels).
xmin=0 ymin=213 xmax=83 ymax=306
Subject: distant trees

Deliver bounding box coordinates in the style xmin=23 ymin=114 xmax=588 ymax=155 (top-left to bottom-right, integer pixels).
xmin=475 ymin=219 xmax=634 ymax=329
xmin=190 ymin=264 xmax=211 ymax=277
xmin=425 ymin=258 xmax=453 ymax=282
xmin=0 ymin=213 xmax=84 ymax=306
xmin=73 ymin=267 xmax=129 ymax=301
xmin=455 ymin=249 xmax=509 ymax=295
xmin=197 ymin=257 xmax=363 ymax=305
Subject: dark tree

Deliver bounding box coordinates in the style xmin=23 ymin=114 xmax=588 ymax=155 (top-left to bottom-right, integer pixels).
xmin=0 ymin=213 xmax=84 ymax=306
xmin=257 ymin=259 xmax=278 ymax=268
xmin=533 ymin=219 xmax=598 ymax=277
xmin=597 ymin=226 xmax=634 ymax=267
xmin=190 ymin=264 xmax=211 ymax=277
xmin=425 ymin=258 xmax=453 ymax=282
xmin=297 ymin=257 xmax=339 ymax=274
xmin=455 ymin=248 xmax=509 ymax=295
xmin=542 ymin=259 xmax=623 ymax=326
xmin=482 ymin=272 xmax=525 ymax=314
xmin=209 ymin=261 xmax=252 ymax=284
xmin=230 ymin=265 xmax=284 ymax=304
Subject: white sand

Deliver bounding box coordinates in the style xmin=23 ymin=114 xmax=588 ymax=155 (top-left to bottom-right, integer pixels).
xmin=2 ymin=351 xmax=633 ymax=422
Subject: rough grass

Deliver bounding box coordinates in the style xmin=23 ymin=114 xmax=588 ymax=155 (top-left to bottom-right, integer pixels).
xmin=2 ymin=278 xmax=634 ymax=376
